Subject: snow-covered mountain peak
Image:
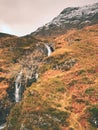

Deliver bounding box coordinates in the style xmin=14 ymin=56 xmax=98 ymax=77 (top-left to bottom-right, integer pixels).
xmin=32 ymin=3 xmax=98 ymax=36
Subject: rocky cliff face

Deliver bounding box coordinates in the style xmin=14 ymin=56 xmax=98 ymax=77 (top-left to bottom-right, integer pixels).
xmin=32 ymin=3 xmax=98 ymax=37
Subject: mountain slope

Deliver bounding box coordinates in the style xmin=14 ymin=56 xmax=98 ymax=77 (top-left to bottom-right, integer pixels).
xmin=5 ymin=24 xmax=98 ymax=130
xmin=0 ymin=2 xmax=98 ymax=130
xmin=0 ymin=34 xmax=50 ymax=126
xmin=0 ymin=32 xmax=15 ymax=38
xmin=32 ymin=3 xmax=98 ymax=37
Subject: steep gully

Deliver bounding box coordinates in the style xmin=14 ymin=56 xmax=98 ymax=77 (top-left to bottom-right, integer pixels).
xmin=15 ymin=43 xmax=52 ymax=103
xmin=15 ymin=70 xmax=23 ymax=102
xmin=0 ymin=43 xmax=53 ymax=129
xmin=45 ymin=44 xmax=52 ymax=56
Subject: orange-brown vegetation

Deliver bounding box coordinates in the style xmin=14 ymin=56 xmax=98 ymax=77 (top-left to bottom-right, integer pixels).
xmin=2 ymin=24 xmax=98 ymax=130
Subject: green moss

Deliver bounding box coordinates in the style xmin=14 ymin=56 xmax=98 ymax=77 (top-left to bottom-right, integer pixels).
xmin=46 ymin=108 xmax=69 ymax=126
xmin=68 ymin=80 xmax=78 ymax=87
xmin=83 ymin=77 xmax=94 ymax=84
xmin=6 ymin=75 xmax=69 ymax=130
xmin=7 ymin=104 xmax=21 ymax=130
xmin=85 ymin=87 xmax=95 ymax=95
xmin=69 ymin=128 xmax=74 ymax=130
xmin=39 ymin=64 xmax=51 ymax=74
xmin=89 ymin=107 xmax=98 ymax=116
xmin=76 ymin=69 xmax=86 ymax=75
xmin=88 ymin=107 xmax=98 ymax=128
xmin=76 ymin=99 xmax=86 ymax=103
xmin=87 ymin=68 xmax=96 ymax=74
xmin=56 ymin=87 xmax=66 ymax=93
xmin=56 ymin=104 xmax=62 ymax=108
xmin=7 ymin=106 xmax=69 ymax=130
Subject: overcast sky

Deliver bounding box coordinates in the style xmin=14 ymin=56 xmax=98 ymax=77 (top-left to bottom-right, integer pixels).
xmin=0 ymin=0 xmax=98 ymax=36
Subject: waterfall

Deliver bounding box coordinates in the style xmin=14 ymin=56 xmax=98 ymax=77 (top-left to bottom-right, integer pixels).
xmin=35 ymin=73 xmax=38 ymax=80
xmin=15 ymin=71 xmax=22 ymax=102
xmin=0 ymin=123 xmax=6 ymax=130
xmin=14 ymin=44 xmax=52 ymax=103
xmin=45 ymin=44 xmax=52 ymax=56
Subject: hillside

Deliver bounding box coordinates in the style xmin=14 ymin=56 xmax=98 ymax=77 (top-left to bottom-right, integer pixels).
xmin=0 ymin=34 xmax=50 ymax=127
xmin=0 ymin=2 xmax=98 ymax=130
xmin=4 ymin=24 xmax=98 ymax=130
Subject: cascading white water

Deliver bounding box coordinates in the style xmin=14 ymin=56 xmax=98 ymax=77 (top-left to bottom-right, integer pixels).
xmin=0 ymin=123 xmax=6 ymax=130
xmin=35 ymin=73 xmax=38 ymax=80
xmin=45 ymin=44 xmax=52 ymax=56
xmin=15 ymin=71 xmax=22 ymax=102
xmin=14 ymin=44 xmax=52 ymax=103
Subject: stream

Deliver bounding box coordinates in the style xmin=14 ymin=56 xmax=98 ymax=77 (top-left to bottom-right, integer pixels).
xmin=0 ymin=123 xmax=6 ymax=130
xmin=15 ymin=44 xmax=52 ymax=103
xmin=0 ymin=43 xmax=53 ymax=129
xmin=15 ymin=70 xmax=23 ymax=102
xmin=45 ymin=44 xmax=52 ymax=56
